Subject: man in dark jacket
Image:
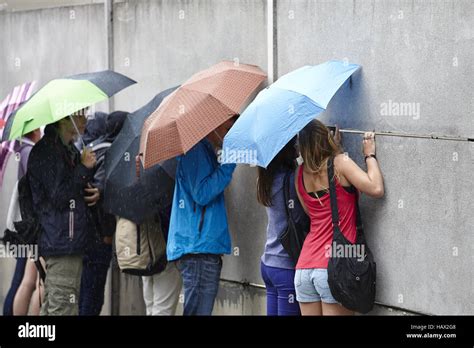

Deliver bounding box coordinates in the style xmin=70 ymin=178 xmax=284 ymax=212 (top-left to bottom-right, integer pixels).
xmin=28 ymin=112 xmax=96 ymax=315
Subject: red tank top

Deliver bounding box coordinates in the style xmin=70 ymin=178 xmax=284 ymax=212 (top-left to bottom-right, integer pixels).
xmin=296 ymin=164 xmax=358 ymax=269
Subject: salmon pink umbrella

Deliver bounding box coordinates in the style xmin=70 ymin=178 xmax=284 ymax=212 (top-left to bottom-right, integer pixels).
xmin=139 ymin=61 xmax=267 ymax=168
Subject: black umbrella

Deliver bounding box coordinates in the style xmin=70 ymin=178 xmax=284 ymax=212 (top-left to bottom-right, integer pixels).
xmin=103 ymin=87 xmax=178 ymax=224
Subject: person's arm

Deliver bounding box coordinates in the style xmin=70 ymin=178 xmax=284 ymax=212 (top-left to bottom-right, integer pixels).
xmin=335 ymin=132 xmax=384 ymax=198
xmin=29 ymin=147 xmax=95 ymax=210
xmin=84 ymin=155 xmax=105 ymax=206
xmin=180 ymin=145 xmax=236 ymax=206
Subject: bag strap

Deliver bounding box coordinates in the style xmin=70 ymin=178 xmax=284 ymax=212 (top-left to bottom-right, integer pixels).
xmin=327 ymin=157 xmax=340 ymax=227
xmin=354 ymin=192 xmax=365 ymax=244
xmin=283 ymin=171 xmax=293 ymax=223
xmin=328 ymin=156 xmax=365 ymax=241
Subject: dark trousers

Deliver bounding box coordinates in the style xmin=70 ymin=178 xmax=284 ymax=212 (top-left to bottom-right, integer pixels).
xmin=3 ymin=257 xmax=27 ymax=316
xmin=79 ymin=243 xmax=112 ymax=316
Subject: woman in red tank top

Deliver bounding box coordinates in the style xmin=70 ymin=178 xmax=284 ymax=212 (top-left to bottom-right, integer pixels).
xmin=294 ymin=120 xmax=384 ymax=316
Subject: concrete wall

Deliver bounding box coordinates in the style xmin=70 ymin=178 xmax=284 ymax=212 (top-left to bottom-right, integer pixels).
xmin=277 ymin=0 xmax=474 ymax=315
xmin=1 ymin=0 xmax=473 ymax=315
xmin=0 ymin=3 xmax=110 ymax=315
xmin=0 ymin=3 xmax=107 ymax=98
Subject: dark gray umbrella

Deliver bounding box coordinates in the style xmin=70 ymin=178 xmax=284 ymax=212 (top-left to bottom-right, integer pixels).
xmin=67 ymin=70 xmax=136 ymax=97
xmin=103 ymin=87 xmax=178 ymax=224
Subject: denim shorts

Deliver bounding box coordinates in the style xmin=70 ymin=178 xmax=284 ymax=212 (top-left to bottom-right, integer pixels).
xmin=294 ymin=268 xmax=338 ymax=304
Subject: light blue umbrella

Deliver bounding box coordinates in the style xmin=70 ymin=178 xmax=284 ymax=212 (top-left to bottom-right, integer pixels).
xmin=221 ymin=60 xmax=360 ymax=167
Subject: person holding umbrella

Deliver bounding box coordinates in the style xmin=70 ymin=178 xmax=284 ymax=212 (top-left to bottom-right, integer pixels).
xmin=256 ymin=137 xmax=304 ymax=316
xmin=257 ymin=130 xmax=341 ymax=316
xmin=103 ymin=88 xmax=182 ymax=316
xmin=221 ymin=60 xmax=378 ymax=315
xmin=28 ymin=110 xmax=97 ymax=315
xmin=3 ymin=70 xmax=136 ymax=316
xmin=169 ymin=116 xmax=238 ymax=315
xmin=139 ymin=61 xmax=267 ymax=315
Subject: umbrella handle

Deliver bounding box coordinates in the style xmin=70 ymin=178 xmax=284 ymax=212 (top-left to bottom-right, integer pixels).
xmin=69 ymin=115 xmax=86 ymax=149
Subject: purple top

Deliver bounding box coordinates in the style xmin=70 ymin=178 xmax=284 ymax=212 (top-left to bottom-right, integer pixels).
xmin=261 ymin=170 xmax=304 ymax=270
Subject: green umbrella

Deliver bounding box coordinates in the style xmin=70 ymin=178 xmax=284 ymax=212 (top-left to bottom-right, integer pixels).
xmin=2 ymin=70 xmax=136 ymax=142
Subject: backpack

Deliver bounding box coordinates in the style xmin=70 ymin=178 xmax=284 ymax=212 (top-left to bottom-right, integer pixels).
xmin=3 ymin=173 xmax=42 ymax=246
xmin=2 ymin=173 xmax=46 ymax=281
xmin=114 ymin=214 xmax=167 ymax=276
xmin=278 ymin=171 xmax=310 ymax=263
xmin=326 ymin=157 xmax=376 ymax=314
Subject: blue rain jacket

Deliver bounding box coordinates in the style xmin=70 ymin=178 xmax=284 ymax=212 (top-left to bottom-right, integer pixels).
xmin=167 ymin=139 xmax=236 ymax=261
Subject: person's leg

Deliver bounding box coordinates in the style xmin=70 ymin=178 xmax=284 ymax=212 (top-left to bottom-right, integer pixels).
xmin=90 ymin=244 xmax=112 ymax=315
xmin=299 ymin=302 xmax=322 ymax=315
xmin=176 ymin=255 xmax=199 ymax=316
xmin=268 ymin=267 xmax=300 ymax=316
xmin=79 ymin=245 xmax=112 ymax=315
xmin=29 ymin=274 xmax=41 ymax=315
xmin=294 ymin=269 xmax=322 ymax=316
xmin=30 ymin=257 xmax=45 ymax=315
xmin=195 ymin=254 xmax=222 ymax=315
xmin=321 ymin=302 xmax=354 ymax=315
xmin=41 ymin=255 xmax=83 ymax=316
xmin=260 ymin=262 xmax=278 ymax=316
xmin=312 ymin=268 xmax=354 ymax=316
xmin=150 ymin=262 xmax=183 ymax=315
xmin=177 ymin=254 xmax=222 ymax=316
xmin=79 ymin=253 xmax=92 ymax=315
xmin=13 ymin=258 xmax=38 ymax=315
xmin=3 ymin=257 xmax=27 ymax=316
xmin=141 ymin=276 xmax=154 ymax=316
xmin=84 ymin=263 xmax=110 ymax=315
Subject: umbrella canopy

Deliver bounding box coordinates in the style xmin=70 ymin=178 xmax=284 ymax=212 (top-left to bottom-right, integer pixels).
xmin=2 ymin=70 xmax=136 ymax=142
xmin=103 ymin=87 xmax=178 ymax=224
xmin=139 ymin=61 xmax=267 ymax=168
xmin=222 ymin=60 xmax=361 ymax=168
xmin=0 ymin=81 xmax=37 ymax=186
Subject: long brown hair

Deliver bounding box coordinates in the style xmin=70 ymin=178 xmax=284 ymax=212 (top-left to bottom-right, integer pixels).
xmin=298 ymin=119 xmax=341 ymax=174
xmin=257 ymin=137 xmax=297 ymax=207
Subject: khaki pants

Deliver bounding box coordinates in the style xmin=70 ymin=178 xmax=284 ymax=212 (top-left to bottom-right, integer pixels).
xmin=40 ymin=255 xmax=83 ymax=316
xmin=142 ymin=262 xmax=182 ymax=315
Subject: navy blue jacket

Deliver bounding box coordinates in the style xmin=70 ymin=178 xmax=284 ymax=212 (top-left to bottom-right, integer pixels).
xmin=28 ymin=125 xmax=94 ymax=257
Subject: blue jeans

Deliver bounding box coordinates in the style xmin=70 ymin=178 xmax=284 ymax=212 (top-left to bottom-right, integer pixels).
xmin=176 ymin=254 xmax=222 ymax=316
xmin=79 ymin=243 xmax=112 ymax=316
xmin=261 ymin=262 xmax=300 ymax=316
xmin=3 ymin=257 xmax=27 ymax=316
